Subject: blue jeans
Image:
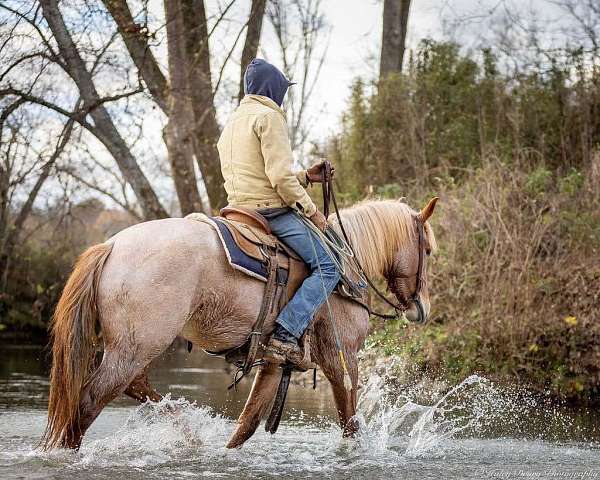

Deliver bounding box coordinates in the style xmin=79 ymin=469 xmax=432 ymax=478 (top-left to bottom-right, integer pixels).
xmin=258 ymin=208 xmax=340 ymax=338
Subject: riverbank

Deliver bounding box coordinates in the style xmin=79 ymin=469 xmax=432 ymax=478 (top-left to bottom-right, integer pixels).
xmin=328 ymin=47 xmax=600 ymax=406
xmin=360 ymin=158 xmax=600 ymax=406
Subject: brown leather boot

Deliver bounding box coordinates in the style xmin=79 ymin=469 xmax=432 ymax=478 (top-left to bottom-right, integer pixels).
xmin=262 ymin=336 xmax=304 ymax=364
xmin=262 ymin=326 xmax=315 ymax=370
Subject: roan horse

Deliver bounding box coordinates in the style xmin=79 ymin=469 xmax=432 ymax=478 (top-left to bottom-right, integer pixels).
xmin=41 ymin=197 xmax=437 ymax=450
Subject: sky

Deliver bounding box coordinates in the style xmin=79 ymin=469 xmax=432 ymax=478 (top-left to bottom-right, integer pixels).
xmin=305 ymin=0 xmax=439 ymax=134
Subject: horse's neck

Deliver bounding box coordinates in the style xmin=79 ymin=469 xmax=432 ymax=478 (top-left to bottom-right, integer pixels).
xmin=338 ymin=211 xmax=414 ymax=280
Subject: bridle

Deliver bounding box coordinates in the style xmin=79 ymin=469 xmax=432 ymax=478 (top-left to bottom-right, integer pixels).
xmin=321 ymin=161 xmax=428 ymax=324
xmin=386 ymin=216 xmax=427 ymax=324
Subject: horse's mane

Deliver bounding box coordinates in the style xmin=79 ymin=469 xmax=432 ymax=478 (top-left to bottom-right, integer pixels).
xmin=332 ymin=199 xmax=437 ymax=278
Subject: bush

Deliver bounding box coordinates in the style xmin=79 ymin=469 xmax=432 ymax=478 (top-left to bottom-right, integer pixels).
xmin=367 ymin=159 xmax=600 ymax=403
xmin=330 ymin=39 xmax=600 ymax=403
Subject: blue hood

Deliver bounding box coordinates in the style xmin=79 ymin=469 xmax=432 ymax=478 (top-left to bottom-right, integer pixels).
xmin=244 ymin=59 xmax=294 ymax=106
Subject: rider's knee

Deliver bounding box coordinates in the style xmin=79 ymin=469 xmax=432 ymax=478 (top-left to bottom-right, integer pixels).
xmin=319 ymin=257 xmax=340 ymax=281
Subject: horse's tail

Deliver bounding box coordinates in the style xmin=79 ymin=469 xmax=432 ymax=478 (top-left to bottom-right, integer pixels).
xmin=41 ymin=242 xmax=114 ymax=450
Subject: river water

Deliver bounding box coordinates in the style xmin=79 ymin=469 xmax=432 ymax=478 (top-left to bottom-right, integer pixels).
xmin=1 ymin=343 xmax=599 ymax=479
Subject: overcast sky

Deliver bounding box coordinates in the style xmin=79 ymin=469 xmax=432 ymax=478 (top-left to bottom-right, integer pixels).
xmin=300 ymin=0 xmax=440 ymax=135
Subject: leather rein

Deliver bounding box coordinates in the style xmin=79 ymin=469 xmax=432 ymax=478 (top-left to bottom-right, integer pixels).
xmin=321 ymin=161 xmax=427 ymax=324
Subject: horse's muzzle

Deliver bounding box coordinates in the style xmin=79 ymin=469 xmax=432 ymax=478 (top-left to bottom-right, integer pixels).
xmin=405 ymin=297 xmax=428 ymax=324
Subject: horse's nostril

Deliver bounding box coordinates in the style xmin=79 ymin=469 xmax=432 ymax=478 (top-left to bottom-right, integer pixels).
xmin=404 ymin=298 xmax=429 ymax=324
xmin=405 ymin=306 xmax=420 ymax=322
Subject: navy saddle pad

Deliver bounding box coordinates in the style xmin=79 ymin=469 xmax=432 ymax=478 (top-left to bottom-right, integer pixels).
xmin=212 ymin=217 xmax=289 ymax=283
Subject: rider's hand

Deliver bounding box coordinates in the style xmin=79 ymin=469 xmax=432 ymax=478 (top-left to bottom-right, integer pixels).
xmin=309 ymin=209 xmax=328 ymax=232
xmin=306 ymin=160 xmax=335 ymax=184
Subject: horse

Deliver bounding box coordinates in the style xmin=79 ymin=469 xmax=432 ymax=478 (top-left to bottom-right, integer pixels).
xmin=40 ymin=197 xmax=438 ymax=450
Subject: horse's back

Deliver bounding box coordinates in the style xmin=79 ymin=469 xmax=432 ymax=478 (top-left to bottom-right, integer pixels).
xmin=109 ymin=217 xmax=213 ymax=249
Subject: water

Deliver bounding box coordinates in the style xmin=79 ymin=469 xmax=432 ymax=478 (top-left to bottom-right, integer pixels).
xmin=1 ymin=344 xmax=599 ymax=479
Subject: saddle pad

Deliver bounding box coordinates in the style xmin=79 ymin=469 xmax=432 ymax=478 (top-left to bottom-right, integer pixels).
xmin=185 ymin=213 xmax=288 ymax=284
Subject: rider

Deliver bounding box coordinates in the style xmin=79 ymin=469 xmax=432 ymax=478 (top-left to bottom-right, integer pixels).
xmin=217 ymin=58 xmax=340 ymax=365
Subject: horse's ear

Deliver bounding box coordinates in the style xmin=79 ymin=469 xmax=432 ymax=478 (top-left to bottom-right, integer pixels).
xmin=419 ymin=197 xmax=438 ymax=222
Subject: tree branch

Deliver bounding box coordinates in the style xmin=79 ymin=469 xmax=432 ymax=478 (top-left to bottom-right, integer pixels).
xmin=238 ymin=0 xmax=267 ymax=102
xmin=39 ymin=0 xmax=167 ymax=219
xmin=100 ymin=0 xmax=170 ymax=112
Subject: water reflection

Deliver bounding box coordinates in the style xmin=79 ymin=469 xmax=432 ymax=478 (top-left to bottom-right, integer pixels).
xmin=0 ymin=343 xmax=336 ymax=421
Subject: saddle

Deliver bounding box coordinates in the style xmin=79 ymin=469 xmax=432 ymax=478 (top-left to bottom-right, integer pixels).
xmin=218 ymin=206 xmax=309 ymax=301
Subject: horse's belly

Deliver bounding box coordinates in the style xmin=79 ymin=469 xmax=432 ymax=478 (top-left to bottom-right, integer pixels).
xmin=179 ymin=274 xmax=269 ymax=352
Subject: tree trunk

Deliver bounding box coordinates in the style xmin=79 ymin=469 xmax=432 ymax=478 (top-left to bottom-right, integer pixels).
xmin=238 ymin=0 xmax=267 ymax=103
xmin=101 ymin=0 xmax=169 ymax=113
xmin=379 ymin=0 xmax=411 ymax=79
xmin=180 ymin=0 xmax=227 ymax=211
xmin=40 ymin=0 xmax=167 ymax=220
xmin=164 ymin=0 xmax=205 ymax=215
xmin=0 ymin=100 xmax=25 ymax=244
xmin=0 ymin=116 xmax=75 ymax=291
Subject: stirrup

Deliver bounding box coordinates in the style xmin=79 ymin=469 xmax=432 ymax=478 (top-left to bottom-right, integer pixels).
xmin=262 ymin=338 xmax=316 ymax=371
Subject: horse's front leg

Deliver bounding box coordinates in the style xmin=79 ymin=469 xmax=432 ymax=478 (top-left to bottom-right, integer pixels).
xmin=226 ymin=362 xmax=282 ymax=448
xmin=320 ymin=349 xmax=360 ymax=436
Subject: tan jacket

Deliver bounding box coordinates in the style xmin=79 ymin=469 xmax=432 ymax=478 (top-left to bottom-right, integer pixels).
xmin=217 ymin=95 xmax=316 ymax=217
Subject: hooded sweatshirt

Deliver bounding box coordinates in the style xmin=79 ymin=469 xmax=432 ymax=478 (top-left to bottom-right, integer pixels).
xmin=216 ymin=60 xmax=316 ymax=216
xmin=243 ymin=59 xmax=294 ymax=106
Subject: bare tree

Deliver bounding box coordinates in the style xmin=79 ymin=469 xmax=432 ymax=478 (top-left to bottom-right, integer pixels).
xmin=163 ymin=0 xmax=205 ymax=213
xmin=180 ymin=0 xmax=226 ymax=210
xmin=2 ymin=0 xmax=332 ymax=233
xmin=2 ymin=0 xmax=272 ymax=219
xmin=0 ymin=97 xmax=77 ymax=288
xmin=39 ymin=0 xmax=168 ymax=219
xmin=239 ymin=0 xmax=267 ymax=102
xmin=267 ymin=0 xmax=329 ymax=153
xmin=380 ymin=0 xmax=411 ymax=79
xmin=551 ymin=0 xmax=599 ymax=57
xmin=100 ymin=0 xmax=170 ymax=112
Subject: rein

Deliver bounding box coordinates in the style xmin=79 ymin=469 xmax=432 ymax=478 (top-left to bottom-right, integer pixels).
xmin=321 ymin=161 xmax=427 ymax=324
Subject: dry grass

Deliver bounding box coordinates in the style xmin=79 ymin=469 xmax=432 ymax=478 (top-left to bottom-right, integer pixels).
xmin=368 ymin=155 xmax=600 ymax=403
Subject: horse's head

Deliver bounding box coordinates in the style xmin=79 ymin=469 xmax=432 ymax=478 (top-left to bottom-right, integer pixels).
xmin=387 ymin=197 xmax=438 ymax=324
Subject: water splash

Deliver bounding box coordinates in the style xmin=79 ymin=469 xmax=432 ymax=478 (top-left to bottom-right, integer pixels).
xmin=77 ymin=395 xmax=230 ymax=467
xmin=68 ymin=371 xmax=595 ymax=467
xmin=354 ymin=372 xmax=492 ymax=456
xmin=3 ymin=370 xmax=598 ymax=479
xmin=353 ymin=364 xmax=593 ymax=457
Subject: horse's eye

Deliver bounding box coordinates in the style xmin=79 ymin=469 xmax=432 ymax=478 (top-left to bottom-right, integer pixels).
xmin=425 ymin=248 xmax=431 ymax=256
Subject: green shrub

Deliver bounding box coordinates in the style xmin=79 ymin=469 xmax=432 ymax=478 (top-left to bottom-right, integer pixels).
xmin=525 ymin=166 xmax=553 ymax=195
xmin=558 ymin=168 xmax=584 ymax=196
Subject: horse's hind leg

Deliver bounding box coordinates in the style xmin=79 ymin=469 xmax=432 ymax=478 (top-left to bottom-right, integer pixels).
xmin=63 ymin=349 xmax=139 ymax=449
xmin=124 ymin=368 xmax=162 ymax=403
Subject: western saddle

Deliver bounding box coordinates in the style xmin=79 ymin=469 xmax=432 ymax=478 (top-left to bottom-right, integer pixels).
xmin=220 ymin=206 xmax=272 ymax=233
xmin=215 ymin=206 xmax=314 ymax=377
xmin=219 ymin=206 xmax=309 ymax=291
